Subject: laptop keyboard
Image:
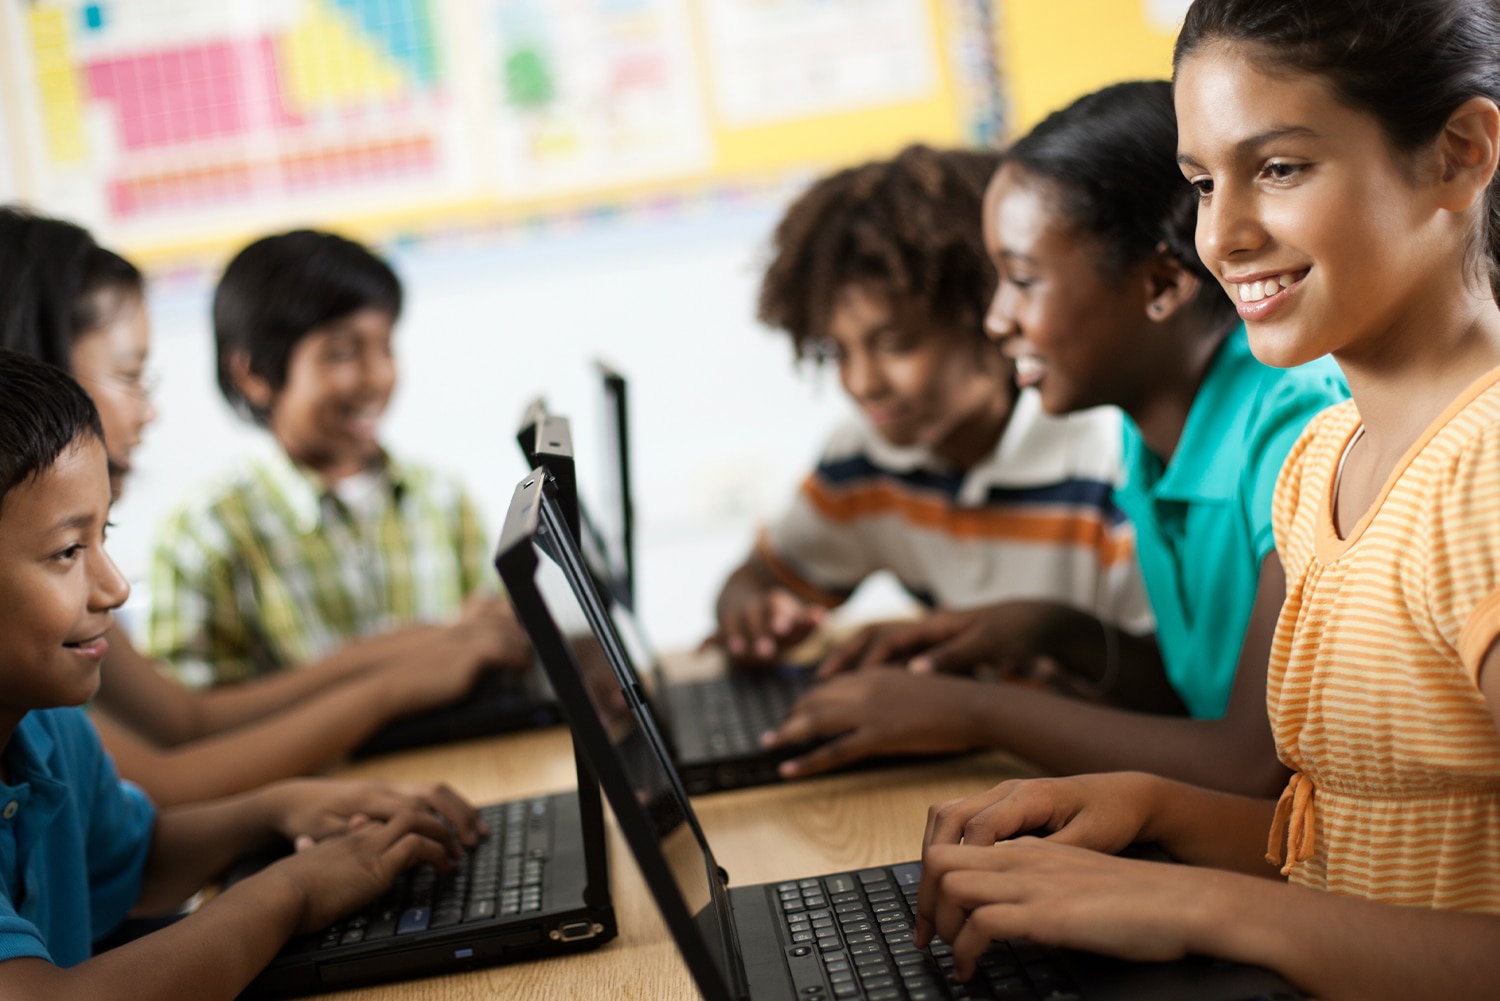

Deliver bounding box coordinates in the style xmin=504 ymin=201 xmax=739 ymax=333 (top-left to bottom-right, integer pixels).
xmin=312 ymin=797 xmax=554 ymax=950
xmin=697 ymin=669 xmax=814 ymax=757
xmin=776 ymin=862 xmax=1082 ymax=1001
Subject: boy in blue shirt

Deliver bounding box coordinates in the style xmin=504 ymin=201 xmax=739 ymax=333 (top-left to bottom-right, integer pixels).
xmin=0 ymin=347 xmax=480 ymax=998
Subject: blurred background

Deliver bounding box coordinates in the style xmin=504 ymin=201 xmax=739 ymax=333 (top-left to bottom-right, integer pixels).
xmin=0 ymin=0 xmax=1183 ymax=650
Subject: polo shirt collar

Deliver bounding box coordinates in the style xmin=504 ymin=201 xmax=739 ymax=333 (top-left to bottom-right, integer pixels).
xmin=858 ymin=387 xmax=1068 ymax=490
xmin=1148 ymin=324 xmax=1257 ymax=504
xmin=0 ymin=714 xmax=66 ymax=828
xmin=256 ymin=444 xmax=409 ymax=535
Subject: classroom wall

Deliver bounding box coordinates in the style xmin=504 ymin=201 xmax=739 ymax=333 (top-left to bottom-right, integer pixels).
xmin=29 ymin=1 xmax=1193 ymax=652
xmin=110 ymin=203 xmax=915 ymax=652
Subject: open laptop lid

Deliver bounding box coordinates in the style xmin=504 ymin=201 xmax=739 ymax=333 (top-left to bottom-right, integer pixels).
xmin=520 ymin=413 xmax=668 ymax=709
xmin=515 ymin=396 xmax=549 ymax=461
xmin=496 ymin=471 xmax=751 ymax=1001
xmin=594 ymin=360 xmax=636 ymax=611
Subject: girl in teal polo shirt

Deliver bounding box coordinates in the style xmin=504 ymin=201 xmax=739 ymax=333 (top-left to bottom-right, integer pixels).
xmin=763 ymin=80 xmax=1346 ymax=796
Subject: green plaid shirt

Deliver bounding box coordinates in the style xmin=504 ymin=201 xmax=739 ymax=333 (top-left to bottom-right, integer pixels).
xmin=145 ymin=447 xmax=493 ymax=688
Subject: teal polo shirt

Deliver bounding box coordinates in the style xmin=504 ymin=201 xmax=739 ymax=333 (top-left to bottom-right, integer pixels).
xmin=0 ymin=708 xmax=155 ymax=966
xmin=1115 ymin=326 xmax=1347 ymax=718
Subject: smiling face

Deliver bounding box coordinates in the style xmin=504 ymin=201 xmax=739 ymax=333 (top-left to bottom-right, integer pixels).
xmin=0 ymin=436 xmax=128 ymax=727
xmin=1174 ymin=43 xmax=1460 ymax=369
xmin=258 ymin=307 xmax=397 ymax=482
xmin=822 ymin=283 xmax=1011 ymax=461
xmin=981 ymin=164 xmax=1158 ymax=415
xmin=69 ymin=289 xmax=156 ymax=500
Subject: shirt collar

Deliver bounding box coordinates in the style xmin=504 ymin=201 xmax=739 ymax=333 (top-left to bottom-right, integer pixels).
xmin=5 ymin=714 xmax=55 ymax=784
xmin=857 ymin=388 xmax=1073 ymax=486
xmin=1129 ymin=324 xmax=1259 ymax=504
xmin=256 ymin=444 xmax=407 ymax=535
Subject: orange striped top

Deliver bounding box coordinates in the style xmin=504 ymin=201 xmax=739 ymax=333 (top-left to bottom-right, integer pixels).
xmin=1268 ymin=367 xmax=1500 ymax=913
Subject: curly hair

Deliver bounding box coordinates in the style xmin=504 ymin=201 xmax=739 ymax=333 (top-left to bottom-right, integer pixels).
xmin=758 ymin=144 xmax=1002 ymax=359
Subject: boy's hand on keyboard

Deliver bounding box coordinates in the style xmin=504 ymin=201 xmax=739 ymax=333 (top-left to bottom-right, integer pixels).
xmin=259 ymin=778 xmax=487 ymax=852
xmin=917 ymin=839 xmax=1208 ymax=980
xmin=762 ymin=668 xmax=986 ymax=776
xmin=265 ymin=809 xmax=463 ymax=935
xmin=378 ymin=614 xmax=529 ymax=710
xmin=817 ymin=605 xmax=1036 ymax=679
xmin=714 ymin=588 xmax=826 ymax=666
xmin=453 ymin=596 xmax=533 ymax=671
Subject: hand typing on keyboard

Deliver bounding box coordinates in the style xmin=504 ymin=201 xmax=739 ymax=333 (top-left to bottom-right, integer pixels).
xmin=303 ymin=798 xmax=555 ymax=948
xmin=252 ymin=808 xmax=470 ymax=936
xmin=916 ymin=836 xmax=1227 ymax=984
xmin=760 ymin=668 xmax=990 ymax=777
xmin=256 ymin=778 xmax=487 ymax=850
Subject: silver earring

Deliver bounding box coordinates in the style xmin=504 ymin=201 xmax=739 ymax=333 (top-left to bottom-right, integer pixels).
xmin=1150 ymin=302 xmax=1164 ymax=315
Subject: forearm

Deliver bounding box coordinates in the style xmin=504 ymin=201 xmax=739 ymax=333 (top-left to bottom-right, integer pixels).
xmin=138 ymin=790 xmax=301 ymax=912
xmin=954 ymin=683 xmax=1289 ymax=798
xmin=1017 ymin=603 xmax=1181 ymax=714
xmin=1191 ymin=873 xmax=1500 ymax=1001
xmin=191 ymin=624 xmax=446 ymax=734
xmin=0 ymin=873 xmax=304 ymax=1001
xmin=97 ymin=675 xmax=404 ymax=807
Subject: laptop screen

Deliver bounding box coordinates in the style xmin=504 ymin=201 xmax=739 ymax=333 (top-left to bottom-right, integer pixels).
xmin=499 ymin=474 xmax=743 ymax=998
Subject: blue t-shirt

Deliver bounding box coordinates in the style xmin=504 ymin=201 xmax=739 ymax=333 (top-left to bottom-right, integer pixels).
xmin=0 ymin=708 xmax=156 ymax=967
xmin=1114 ymin=326 xmax=1348 ymax=719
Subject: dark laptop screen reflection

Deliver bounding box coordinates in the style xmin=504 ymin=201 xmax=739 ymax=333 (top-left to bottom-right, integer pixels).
xmin=530 ymin=533 xmax=712 ymax=919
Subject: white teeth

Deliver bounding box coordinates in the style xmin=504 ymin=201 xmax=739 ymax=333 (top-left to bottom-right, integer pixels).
xmin=1015 ymin=355 xmax=1046 ymax=382
xmin=1236 ymin=272 xmax=1300 ymax=303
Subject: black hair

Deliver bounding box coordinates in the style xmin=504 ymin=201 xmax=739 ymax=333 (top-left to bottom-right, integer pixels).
xmin=1003 ymin=80 xmax=1239 ymax=331
xmin=213 ymin=229 xmax=403 ymax=425
xmin=1176 ymin=0 xmax=1500 ymax=302
xmin=758 ymin=144 xmax=1003 ymax=358
xmin=0 ymin=205 xmax=145 ymax=372
xmin=0 ymin=347 xmax=104 ymax=518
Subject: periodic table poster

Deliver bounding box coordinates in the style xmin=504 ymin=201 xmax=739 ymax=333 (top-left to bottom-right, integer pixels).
xmin=0 ymin=0 xmax=998 ymax=270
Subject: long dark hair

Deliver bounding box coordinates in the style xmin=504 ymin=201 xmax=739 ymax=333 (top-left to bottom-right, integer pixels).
xmin=0 ymin=206 xmax=144 ymax=371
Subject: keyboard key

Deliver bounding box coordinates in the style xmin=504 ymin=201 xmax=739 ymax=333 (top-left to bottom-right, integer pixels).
xmin=465 ymin=899 xmax=497 ymax=922
xmin=396 ymin=908 xmax=430 ymax=934
xmin=890 ymin=863 xmax=922 ymax=887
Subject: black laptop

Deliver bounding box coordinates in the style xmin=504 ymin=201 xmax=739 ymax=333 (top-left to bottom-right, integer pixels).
xmin=237 ymin=739 xmax=615 ymax=998
xmin=496 ymin=471 xmax=1305 ymax=1001
xmin=519 ymin=414 xmax=816 ymax=794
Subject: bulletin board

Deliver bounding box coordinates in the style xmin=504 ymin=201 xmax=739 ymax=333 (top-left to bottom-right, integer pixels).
xmin=993 ymin=0 xmax=1181 ymax=135
xmin=0 ymin=0 xmax=1003 ymax=272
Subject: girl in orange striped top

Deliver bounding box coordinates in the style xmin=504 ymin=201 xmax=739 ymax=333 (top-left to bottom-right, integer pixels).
xmin=912 ymin=1 xmax=1500 ymax=998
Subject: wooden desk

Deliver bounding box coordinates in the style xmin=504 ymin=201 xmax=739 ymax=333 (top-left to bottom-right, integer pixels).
xmin=315 ymin=724 xmax=1044 ymax=1001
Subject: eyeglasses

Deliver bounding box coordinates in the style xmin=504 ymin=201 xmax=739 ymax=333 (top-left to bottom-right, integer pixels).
xmin=78 ymin=369 xmax=159 ymax=403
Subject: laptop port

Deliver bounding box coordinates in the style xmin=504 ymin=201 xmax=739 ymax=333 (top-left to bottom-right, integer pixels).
xmin=550 ymin=921 xmax=603 ymax=943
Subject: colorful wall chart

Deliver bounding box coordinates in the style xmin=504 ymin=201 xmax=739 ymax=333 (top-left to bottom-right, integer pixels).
xmin=0 ymin=0 xmax=995 ymax=270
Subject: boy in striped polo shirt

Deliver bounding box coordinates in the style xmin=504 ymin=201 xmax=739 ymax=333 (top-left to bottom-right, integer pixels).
xmin=715 ymin=145 xmax=1156 ymax=683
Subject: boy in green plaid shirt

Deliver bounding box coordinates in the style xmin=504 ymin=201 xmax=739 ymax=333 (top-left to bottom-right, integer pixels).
xmin=146 ymin=231 xmax=525 ymax=688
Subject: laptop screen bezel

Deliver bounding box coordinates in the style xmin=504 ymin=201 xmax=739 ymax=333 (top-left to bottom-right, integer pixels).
xmin=594 ymin=359 xmax=636 ymax=611
xmin=495 ymin=471 xmax=750 ymax=1001
xmin=519 ymin=412 xmax=672 ymax=723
